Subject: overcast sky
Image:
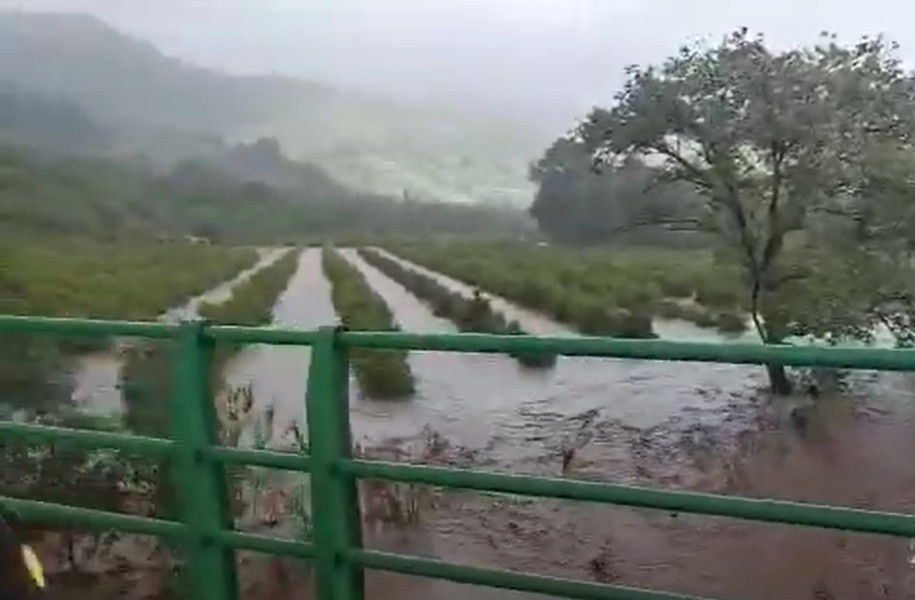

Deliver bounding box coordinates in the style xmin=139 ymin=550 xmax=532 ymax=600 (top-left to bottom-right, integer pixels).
xmin=3 ymin=0 xmax=915 ymax=134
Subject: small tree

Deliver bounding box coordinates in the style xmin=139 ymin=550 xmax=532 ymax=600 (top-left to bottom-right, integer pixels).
xmin=574 ymin=29 xmax=915 ymax=394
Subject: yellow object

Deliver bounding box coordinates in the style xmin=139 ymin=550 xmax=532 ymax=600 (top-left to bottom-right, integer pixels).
xmin=20 ymin=544 xmax=44 ymax=589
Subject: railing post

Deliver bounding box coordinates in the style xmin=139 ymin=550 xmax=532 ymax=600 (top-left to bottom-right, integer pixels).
xmin=169 ymin=320 xmax=237 ymax=600
xmin=307 ymin=326 xmax=364 ymax=600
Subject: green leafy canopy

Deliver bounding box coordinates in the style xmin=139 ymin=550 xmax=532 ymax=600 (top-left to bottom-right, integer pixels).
xmin=572 ymin=29 xmax=915 ymax=350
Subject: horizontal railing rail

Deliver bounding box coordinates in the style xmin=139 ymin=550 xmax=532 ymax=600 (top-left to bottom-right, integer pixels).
xmin=2 ymin=314 xmax=914 ymax=600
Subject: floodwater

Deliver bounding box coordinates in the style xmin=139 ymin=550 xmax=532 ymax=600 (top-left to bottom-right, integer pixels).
xmin=68 ymin=248 xmax=288 ymax=415
xmin=49 ymin=247 xmax=915 ymax=600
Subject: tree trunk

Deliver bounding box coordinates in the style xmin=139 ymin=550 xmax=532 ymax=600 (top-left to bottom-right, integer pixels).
xmin=751 ymin=307 xmax=793 ymax=396
xmin=66 ymin=533 xmax=77 ymax=571
xmin=765 ymin=363 xmax=792 ymax=395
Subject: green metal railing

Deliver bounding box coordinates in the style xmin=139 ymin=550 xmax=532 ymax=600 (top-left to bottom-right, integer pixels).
xmin=3 ymin=314 xmax=915 ymax=600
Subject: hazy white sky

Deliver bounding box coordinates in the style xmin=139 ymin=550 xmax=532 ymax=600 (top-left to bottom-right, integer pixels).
xmin=3 ymin=0 xmax=915 ymax=132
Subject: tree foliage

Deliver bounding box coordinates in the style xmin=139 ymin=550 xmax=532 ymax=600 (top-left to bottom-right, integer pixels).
xmin=529 ymin=139 xmax=704 ymax=246
xmin=562 ymin=30 xmax=915 ymax=391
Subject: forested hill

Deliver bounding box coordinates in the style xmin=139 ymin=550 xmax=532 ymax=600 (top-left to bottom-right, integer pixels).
xmin=0 ymin=11 xmax=537 ymax=206
xmin=0 ymin=147 xmax=531 ymax=242
xmin=0 ymin=86 xmax=113 ymax=156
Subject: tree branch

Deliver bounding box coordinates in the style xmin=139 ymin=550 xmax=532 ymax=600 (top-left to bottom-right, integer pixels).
xmin=650 ymin=141 xmax=712 ymax=189
xmin=760 ymin=142 xmax=786 ymax=271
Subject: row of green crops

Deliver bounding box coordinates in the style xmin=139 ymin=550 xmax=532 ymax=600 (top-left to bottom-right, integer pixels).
xmin=119 ymin=249 xmax=303 ymax=522
xmin=389 ymin=242 xmax=748 ymax=337
xmin=321 ymin=248 xmax=415 ymax=399
xmin=357 ymin=248 xmax=555 ymax=368
xmin=199 ymin=248 xmax=301 ymax=371
xmin=198 ymin=249 xmax=299 ymax=327
xmin=122 ymin=248 xmax=301 ymax=436
xmin=1 ymin=238 xmax=259 ymax=320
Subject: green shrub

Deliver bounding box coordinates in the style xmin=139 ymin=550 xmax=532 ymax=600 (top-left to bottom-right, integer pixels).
xmin=658 ymin=275 xmax=695 ymax=298
xmin=695 ymin=280 xmax=742 ymax=309
xmin=715 ymin=310 xmax=749 ymax=334
xmin=656 ymin=299 xmax=687 ymax=320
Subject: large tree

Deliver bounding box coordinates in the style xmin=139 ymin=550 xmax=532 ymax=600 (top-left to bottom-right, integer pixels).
xmin=571 ymin=29 xmax=915 ymax=394
xmin=529 ymin=138 xmax=704 ymax=246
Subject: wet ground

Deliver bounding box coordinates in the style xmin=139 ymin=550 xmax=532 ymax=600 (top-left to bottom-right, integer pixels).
xmin=45 ymin=247 xmax=915 ymax=600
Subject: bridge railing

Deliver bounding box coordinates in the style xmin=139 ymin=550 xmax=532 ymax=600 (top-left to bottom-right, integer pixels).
xmin=3 ymin=314 xmax=915 ymax=600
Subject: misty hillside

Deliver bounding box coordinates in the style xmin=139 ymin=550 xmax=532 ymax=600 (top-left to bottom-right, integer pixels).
xmin=0 ymin=11 xmax=537 ymax=206
xmin=0 ymin=84 xmax=113 ymax=155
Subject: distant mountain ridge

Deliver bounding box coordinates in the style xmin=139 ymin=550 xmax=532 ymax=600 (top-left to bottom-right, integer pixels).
xmin=0 ymin=10 xmax=537 ymax=206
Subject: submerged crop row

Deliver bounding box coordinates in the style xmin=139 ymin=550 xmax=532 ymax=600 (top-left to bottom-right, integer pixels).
xmin=122 ymin=248 xmax=302 ymax=438
xmin=357 ymin=248 xmax=556 ymax=368
xmin=388 ymin=242 xmax=748 ymax=338
xmin=321 ymin=247 xmax=415 ymax=399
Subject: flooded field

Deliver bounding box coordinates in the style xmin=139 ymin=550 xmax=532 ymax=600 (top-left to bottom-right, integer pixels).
xmin=48 ymin=248 xmax=915 ymax=600
xmin=69 ymin=248 xmax=289 ymax=415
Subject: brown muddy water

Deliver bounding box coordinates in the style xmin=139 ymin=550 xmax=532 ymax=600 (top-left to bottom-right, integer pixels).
xmin=43 ymin=248 xmax=915 ymax=600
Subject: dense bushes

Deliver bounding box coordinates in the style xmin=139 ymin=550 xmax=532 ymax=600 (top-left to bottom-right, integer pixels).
xmin=321 ymin=248 xmax=415 ymax=399
xmin=358 ymin=248 xmax=555 ymax=368
xmin=1 ymin=238 xmax=258 ymax=320
xmin=389 ymin=242 xmax=748 ymax=338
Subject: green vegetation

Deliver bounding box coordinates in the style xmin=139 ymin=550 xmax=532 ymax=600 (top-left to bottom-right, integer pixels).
xmin=199 ymin=249 xmax=299 ymax=326
xmin=123 ymin=249 xmax=301 ymax=437
xmin=1 ymin=238 xmax=258 ymax=319
xmin=200 ymin=249 xmax=301 ymax=372
xmin=0 ymin=409 xmax=157 ymax=569
xmin=530 ymin=153 xmax=705 ymax=248
xmin=390 ymin=242 xmax=748 ymax=338
xmin=321 ymin=248 xmax=416 ymax=399
xmin=0 ymin=145 xmax=529 ymax=243
xmin=532 ymin=30 xmax=915 ymax=393
xmin=357 ymin=248 xmax=556 ymax=368
xmin=119 ymin=250 xmax=302 ymax=525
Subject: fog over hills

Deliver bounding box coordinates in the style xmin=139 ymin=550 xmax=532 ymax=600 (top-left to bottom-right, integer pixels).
xmin=6 ymin=1 xmax=915 ymax=206
xmin=0 ymin=10 xmax=538 ymax=206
